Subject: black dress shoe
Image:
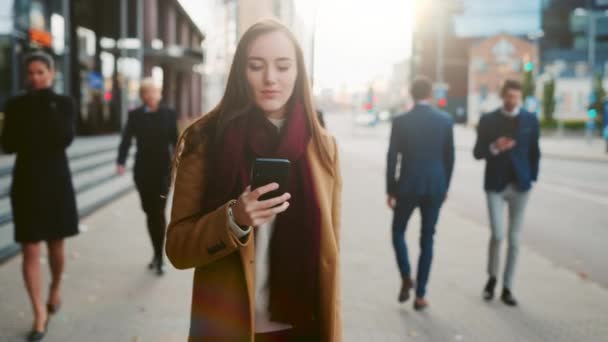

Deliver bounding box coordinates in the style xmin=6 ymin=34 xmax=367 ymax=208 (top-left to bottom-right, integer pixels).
xmin=483 ymin=277 xmax=497 ymax=301
xmin=398 ymin=277 xmax=413 ymax=303
xmin=501 ymin=288 xmax=518 ymax=306
xmin=46 ymin=302 xmax=61 ymax=315
xmin=155 ymin=263 xmax=165 ymax=276
xmin=413 ymin=298 xmax=429 ymax=311
xmin=27 ymin=318 xmax=49 ymax=341
xmin=27 ymin=330 xmax=45 ymax=342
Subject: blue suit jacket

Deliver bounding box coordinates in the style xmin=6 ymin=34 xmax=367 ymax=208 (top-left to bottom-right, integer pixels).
xmin=473 ymin=109 xmax=541 ymax=192
xmin=386 ymin=104 xmax=455 ymax=198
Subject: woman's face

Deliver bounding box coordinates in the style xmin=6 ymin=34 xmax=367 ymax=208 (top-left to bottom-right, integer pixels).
xmin=27 ymin=60 xmax=54 ymax=90
xmin=246 ymin=31 xmax=298 ymax=119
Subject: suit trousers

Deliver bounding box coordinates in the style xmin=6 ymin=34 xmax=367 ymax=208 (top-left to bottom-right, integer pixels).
xmin=135 ymin=179 xmax=168 ymax=264
xmin=485 ymin=184 xmax=530 ymax=290
xmin=392 ymin=194 xmax=443 ymax=298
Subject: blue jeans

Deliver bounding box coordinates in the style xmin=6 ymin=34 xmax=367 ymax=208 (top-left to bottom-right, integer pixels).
xmin=392 ymin=194 xmax=443 ymax=298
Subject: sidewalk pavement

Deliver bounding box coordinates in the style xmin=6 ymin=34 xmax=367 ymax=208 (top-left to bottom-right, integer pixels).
xmin=0 ymin=191 xmax=192 ymax=342
xmin=1 ymin=126 xmax=607 ymax=341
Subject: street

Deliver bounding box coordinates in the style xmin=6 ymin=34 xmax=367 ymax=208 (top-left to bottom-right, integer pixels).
xmin=328 ymin=113 xmax=608 ymax=288
xmin=3 ymin=0 xmax=608 ymax=340
xmin=0 ymin=112 xmax=607 ymax=341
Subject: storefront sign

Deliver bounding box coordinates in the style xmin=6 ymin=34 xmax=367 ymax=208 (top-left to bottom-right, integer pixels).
xmin=29 ymin=28 xmax=52 ymax=47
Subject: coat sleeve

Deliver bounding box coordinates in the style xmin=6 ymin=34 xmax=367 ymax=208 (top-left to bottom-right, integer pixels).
xmin=529 ymin=117 xmax=541 ymax=181
xmin=331 ymin=136 xmax=342 ymax=250
xmin=117 ymin=112 xmax=135 ymax=165
xmin=1 ymin=98 xmax=20 ymax=153
xmin=386 ymin=118 xmax=401 ymax=195
xmin=473 ymin=115 xmax=495 ymax=160
xmin=165 ymin=139 xmax=252 ymax=270
xmin=443 ymin=119 xmax=455 ymax=190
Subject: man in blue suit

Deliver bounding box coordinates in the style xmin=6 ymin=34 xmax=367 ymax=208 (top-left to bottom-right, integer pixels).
xmin=386 ymin=77 xmax=455 ymax=310
xmin=474 ymin=80 xmax=541 ymax=306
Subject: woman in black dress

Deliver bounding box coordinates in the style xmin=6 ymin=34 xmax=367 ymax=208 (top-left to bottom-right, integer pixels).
xmin=1 ymin=51 xmax=79 ymax=341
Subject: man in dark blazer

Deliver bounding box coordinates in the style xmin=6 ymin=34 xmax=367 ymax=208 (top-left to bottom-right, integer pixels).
xmin=117 ymin=78 xmax=178 ymax=276
xmin=474 ymin=79 xmax=541 ymax=306
xmin=386 ymin=77 xmax=455 ymax=310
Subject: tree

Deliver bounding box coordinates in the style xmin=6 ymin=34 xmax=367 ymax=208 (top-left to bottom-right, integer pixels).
xmin=542 ymin=79 xmax=556 ymax=122
xmin=522 ymin=69 xmax=535 ymax=99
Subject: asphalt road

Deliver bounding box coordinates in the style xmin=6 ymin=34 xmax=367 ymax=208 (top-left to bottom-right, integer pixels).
xmin=327 ymin=112 xmax=608 ymax=288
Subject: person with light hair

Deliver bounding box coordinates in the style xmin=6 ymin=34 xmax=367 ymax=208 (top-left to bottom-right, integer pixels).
xmin=117 ymin=77 xmax=178 ymax=276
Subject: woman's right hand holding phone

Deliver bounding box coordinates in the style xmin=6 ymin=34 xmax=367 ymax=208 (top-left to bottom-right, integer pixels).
xmin=232 ymin=183 xmax=291 ymax=227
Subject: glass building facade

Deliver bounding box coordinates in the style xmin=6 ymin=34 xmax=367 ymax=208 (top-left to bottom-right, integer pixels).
xmin=454 ymin=0 xmax=543 ymax=39
xmin=541 ymin=0 xmax=608 ymax=76
xmin=0 ymin=0 xmax=70 ymax=109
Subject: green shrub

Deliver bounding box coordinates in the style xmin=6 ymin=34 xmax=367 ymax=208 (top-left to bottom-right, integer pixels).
xmin=540 ymin=118 xmax=586 ymax=130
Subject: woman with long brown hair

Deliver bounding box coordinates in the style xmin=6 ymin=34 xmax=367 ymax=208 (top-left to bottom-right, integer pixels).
xmin=166 ymin=20 xmax=342 ymax=341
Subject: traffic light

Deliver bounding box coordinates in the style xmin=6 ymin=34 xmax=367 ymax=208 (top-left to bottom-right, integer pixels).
xmin=438 ymin=98 xmax=447 ymax=108
xmin=365 ymin=86 xmax=376 ymax=113
xmin=524 ymin=61 xmax=534 ymax=72
xmin=588 ymin=108 xmax=598 ymax=119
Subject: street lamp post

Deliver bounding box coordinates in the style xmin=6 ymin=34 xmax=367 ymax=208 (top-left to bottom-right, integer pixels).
xmin=587 ymin=4 xmax=598 ymax=73
xmin=577 ymin=4 xmax=601 ymax=142
xmin=435 ymin=10 xmax=444 ymax=84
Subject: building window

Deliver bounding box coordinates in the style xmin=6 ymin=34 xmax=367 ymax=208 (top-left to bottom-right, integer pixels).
xmin=14 ymin=0 xmax=30 ymax=31
xmin=273 ymin=0 xmax=282 ymax=17
xmin=0 ymin=36 xmax=12 ymax=109
xmin=50 ymin=13 xmax=65 ymax=55
xmin=480 ymin=84 xmax=489 ymax=101
xmin=30 ymin=0 xmax=48 ymax=31
xmin=574 ymin=36 xmax=587 ymax=51
xmin=226 ymin=0 xmax=237 ymax=52
xmin=152 ymin=66 xmax=164 ymax=86
xmin=472 ymin=57 xmax=487 ymax=72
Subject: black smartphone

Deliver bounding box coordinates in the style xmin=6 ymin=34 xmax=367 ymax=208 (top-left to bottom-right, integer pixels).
xmin=251 ymin=158 xmax=291 ymax=201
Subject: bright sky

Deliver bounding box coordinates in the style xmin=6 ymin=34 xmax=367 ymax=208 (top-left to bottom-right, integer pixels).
xmin=180 ymin=0 xmax=413 ymax=93
xmin=306 ymin=0 xmax=412 ymax=92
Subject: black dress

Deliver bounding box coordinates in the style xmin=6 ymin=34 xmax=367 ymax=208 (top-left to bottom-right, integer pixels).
xmin=1 ymin=88 xmax=79 ymax=243
xmin=117 ymin=105 xmax=177 ymax=264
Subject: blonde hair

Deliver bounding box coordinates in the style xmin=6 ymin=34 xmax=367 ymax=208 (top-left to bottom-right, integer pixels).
xmin=139 ymin=77 xmax=161 ymax=98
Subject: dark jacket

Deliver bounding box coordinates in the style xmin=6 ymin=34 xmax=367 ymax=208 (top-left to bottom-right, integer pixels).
xmin=117 ymin=105 xmax=178 ymax=192
xmin=1 ymin=89 xmax=79 ymax=242
xmin=386 ymin=104 xmax=455 ymax=198
xmin=473 ymin=108 xmax=541 ymax=192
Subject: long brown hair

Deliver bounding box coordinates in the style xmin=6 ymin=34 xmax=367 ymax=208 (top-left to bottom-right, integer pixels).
xmin=174 ymin=19 xmax=333 ymax=174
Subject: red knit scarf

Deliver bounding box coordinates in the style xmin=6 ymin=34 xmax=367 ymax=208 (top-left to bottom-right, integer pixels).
xmin=202 ymin=102 xmax=321 ymax=327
